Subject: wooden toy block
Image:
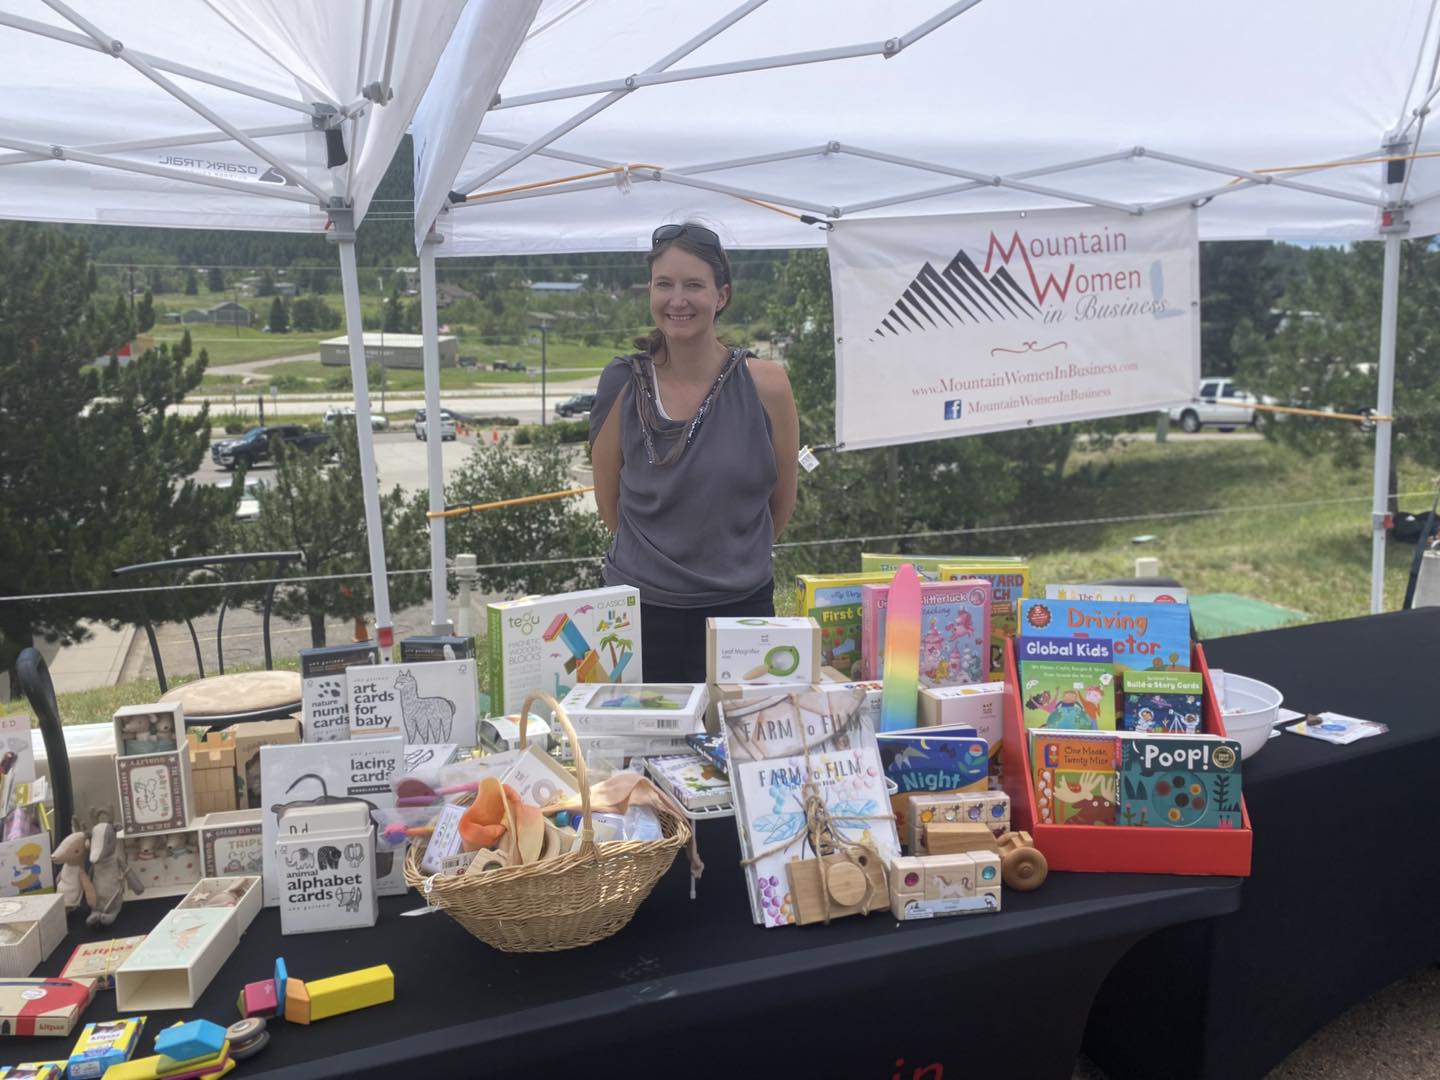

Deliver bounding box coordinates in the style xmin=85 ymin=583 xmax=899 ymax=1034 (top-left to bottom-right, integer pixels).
xmin=237 ymin=979 xmax=277 ymax=1019
xmin=922 ymin=821 xmax=997 ymax=856
xmin=155 ymin=1020 xmax=226 ymax=1063
xmin=306 ymin=964 xmax=394 ymax=1021
xmin=889 ymin=853 xmax=1002 ymax=920
xmin=907 ymin=791 xmax=1010 ymax=853
xmin=785 ymin=851 xmax=889 ymax=926
xmin=103 ymin=1043 xmax=230 ymax=1080
xmin=273 ymin=958 xmax=288 ymax=1013
xmin=283 ymin=979 xmax=311 ymax=1025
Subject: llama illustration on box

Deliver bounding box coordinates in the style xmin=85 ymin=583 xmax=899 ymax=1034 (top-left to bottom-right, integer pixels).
xmin=344 ymin=660 xmax=479 ymax=746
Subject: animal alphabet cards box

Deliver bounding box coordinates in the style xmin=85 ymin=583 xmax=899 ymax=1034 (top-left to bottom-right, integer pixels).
xmin=345 ymin=660 xmax=479 ymax=746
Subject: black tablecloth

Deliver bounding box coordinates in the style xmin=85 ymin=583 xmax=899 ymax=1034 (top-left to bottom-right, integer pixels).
xmin=4 ymin=818 xmax=1239 ymax=1079
xmin=1085 ymin=607 xmax=1440 ymax=1080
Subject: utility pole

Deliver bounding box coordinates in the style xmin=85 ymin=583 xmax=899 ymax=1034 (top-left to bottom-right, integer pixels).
xmin=529 ymin=312 xmax=556 ymax=426
xmin=127 ymin=261 xmax=136 ymax=330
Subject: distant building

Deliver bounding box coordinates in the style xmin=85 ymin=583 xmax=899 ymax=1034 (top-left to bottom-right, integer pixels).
xmin=528 ymin=281 xmax=582 ymax=294
xmin=435 ymin=282 xmax=474 ymax=308
xmin=318 ymin=332 xmax=458 ymax=370
xmin=274 ymin=282 xmax=301 ymax=298
xmin=181 ymin=301 xmax=252 ymax=327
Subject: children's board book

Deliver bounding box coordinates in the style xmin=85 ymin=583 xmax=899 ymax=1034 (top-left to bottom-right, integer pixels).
xmin=685 ymin=732 xmax=729 ymax=775
xmin=732 ymin=746 xmax=898 ymax=927
xmin=1018 ymin=598 xmax=1191 ymax=674
xmin=486 ymin=586 xmax=641 ymax=717
xmin=1029 ymin=731 xmax=1121 ymax=826
xmin=1117 ymin=734 xmax=1243 ymax=828
xmin=860 ymin=580 xmax=992 ymax=687
xmin=646 ymin=753 xmax=732 ymax=811
xmin=795 ymin=572 xmax=892 ymax=613
xmin=718 ymin=683 xmax=879 ymax=766
xmin=1017 ymin=636 xmax=1116 ymax=731
xmin=1045 ymin=583 xmax=1189 ymax=604
xmin=938 ymin=562 xmax=1031 ymax=681
xmin=1122 ymin=670 xmax=1204 ymax=733
xmin=299 ymin=641 xmax=380 ymax=743
xmin=876 ymin=728 xmax=989 ymax=841
xmin=861 ymin=553 xmax=1024 ymax=582
xmin=258 ymin=737 xmax=404 ymax=906
xmin=809 ymin=602 xmax=863 ymax=680
xmin=345 ymin=659 xmax=479 ymax=746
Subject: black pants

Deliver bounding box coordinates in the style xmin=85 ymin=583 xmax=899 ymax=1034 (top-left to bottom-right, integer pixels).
xmin=641 ymin=584 xmax=775 ymax=683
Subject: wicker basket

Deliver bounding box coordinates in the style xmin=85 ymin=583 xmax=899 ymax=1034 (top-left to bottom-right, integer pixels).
xmin=404 ymin=692 xmax=691 ymax=953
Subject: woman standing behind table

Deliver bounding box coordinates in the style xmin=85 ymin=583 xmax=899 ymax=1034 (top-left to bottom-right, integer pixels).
xmin=589 ymin=223 xmax=799 ymax=683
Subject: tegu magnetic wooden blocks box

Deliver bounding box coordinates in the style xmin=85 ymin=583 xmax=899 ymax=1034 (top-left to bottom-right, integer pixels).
xmin=889 ymin=852 xmax=1002 ymax=921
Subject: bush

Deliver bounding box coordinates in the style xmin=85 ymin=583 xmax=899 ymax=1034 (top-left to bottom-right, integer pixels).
xmin=511 ymin=419 xmax=587 ymax=446
xmin=226 ymin=422 xmax=245 ymax=435
xmin=467 ymin=416 xmax=520 ymax=427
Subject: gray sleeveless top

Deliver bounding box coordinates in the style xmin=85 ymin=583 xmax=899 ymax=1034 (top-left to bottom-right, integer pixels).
xmin=589 ymin=349 xmax=776 ymax=608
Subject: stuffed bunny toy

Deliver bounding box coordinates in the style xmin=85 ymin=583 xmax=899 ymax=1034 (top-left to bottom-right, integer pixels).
xmin=87 ymin=816 xmax=143 ymax=928
xmin=51 ymin=823 xmax=94 ymax=913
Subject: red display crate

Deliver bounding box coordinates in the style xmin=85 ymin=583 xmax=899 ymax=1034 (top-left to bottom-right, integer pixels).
xmin=1000 ymin=639 xmax=1252 ymax=876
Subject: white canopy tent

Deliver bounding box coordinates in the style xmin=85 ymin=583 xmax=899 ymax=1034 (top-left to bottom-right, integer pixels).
xmin=0 ymin=0 xmax=532 ymax=647
xmin=411 ymin=0 xmax=1440 ymax=616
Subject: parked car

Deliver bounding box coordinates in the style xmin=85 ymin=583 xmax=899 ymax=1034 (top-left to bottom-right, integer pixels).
xmin=231 ymin=476 xmax=266 ymax=520
xmin=1167 ymin=379 xmax=1273 ymax=432
xmin=210 ymin=425 xmax=331 ymax=470
xmin=492 ymin=360 xmax=527 ymax=372
xmin=413 ymin=408 xmax=458 ymax=441
xmin=555 ymin=393 xmax=597 ymax=418
xmin=324 ymin=406 xmax=389 ymax=432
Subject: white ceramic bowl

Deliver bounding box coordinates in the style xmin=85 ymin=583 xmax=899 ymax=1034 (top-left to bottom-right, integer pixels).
xmin=1217 ymin=673 xmax=1284 ymax=760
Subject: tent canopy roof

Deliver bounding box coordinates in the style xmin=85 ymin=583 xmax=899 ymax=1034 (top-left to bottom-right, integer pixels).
xmin=415 ymin=0 xmax=1440 ymax=255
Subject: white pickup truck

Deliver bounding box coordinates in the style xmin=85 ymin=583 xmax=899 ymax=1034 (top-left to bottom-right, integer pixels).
xmin=1168 ymin=378 xmax=1269 ymax=432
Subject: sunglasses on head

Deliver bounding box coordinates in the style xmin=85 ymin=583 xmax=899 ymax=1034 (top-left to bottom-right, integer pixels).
xmin=652 ymin=223 xmax=722 ymax=251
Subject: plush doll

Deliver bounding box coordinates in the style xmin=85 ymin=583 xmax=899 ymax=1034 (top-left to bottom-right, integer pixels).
xmin=87 ymin=816 xmax=144 ymax=928
xmin=51 ymin=824 xmax=94 ymax=913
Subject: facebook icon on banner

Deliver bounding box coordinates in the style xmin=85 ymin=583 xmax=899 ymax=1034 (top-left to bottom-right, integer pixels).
xmin=943 ymin=399 xmax=964 ymax=421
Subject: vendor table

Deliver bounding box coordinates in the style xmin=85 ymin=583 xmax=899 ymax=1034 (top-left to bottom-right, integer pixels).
xmin=1085 ymin=607 xmax=1440 ymax=1080
xmin=5 ymin=824 xmax=1238 ymax=1079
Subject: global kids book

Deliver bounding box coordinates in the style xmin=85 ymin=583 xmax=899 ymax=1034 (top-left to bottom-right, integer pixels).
xmin=860 ymin=579 xmax=992 ymax=687
xmin=1118 ymin=734 xmax=1243 ymax=828
xmin=1018 ymin=598 xmax=1192 ymax=674
xmin=1017 ymin=636 xmax=1116 ymax=731
xmin=1029 ymin=730 xmax=1121 ymax=826
xmin=1122 ymin=670 xmax=1204 ymax=733
xmin=795 ymin=571 xmax=892 ymax=612
xmin=809 ymin=601 xmax=864 ymax=680
xmin=876 ymin=727 xmax=989 ymax=840
xmin=939 ymin=562 xmax=1032 ymax=681
xmin=487 ymin=586 xmax=641 ymax=716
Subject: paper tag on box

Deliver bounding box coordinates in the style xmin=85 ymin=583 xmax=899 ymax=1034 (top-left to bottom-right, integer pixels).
xmin=420 ymin=803 xmax=466 ymax=875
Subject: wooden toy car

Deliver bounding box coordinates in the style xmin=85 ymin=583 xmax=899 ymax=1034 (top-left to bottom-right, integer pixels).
xmin=920 ymin=821 xmax=1048 ymax=891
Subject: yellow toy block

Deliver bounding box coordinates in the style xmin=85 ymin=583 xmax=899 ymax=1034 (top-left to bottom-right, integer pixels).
xmin=307 ymin=964 xmax=395 ymax=1022
xmin=101 ymin=1043 xmax=230 ymax=1080
xmin=283 ymin=979 xmax=311 ymax=1025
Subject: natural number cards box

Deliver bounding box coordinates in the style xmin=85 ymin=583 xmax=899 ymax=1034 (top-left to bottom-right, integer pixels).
xmin=487 ymin=587 xmax=642 ymax=716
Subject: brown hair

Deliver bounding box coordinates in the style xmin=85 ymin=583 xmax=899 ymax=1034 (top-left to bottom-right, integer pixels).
xmin=633 ymin=224 xmax=734 ymax=360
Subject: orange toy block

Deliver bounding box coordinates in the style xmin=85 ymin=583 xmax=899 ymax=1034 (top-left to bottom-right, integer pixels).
xmin=283 ymin=979 xmax=311 ymax=1025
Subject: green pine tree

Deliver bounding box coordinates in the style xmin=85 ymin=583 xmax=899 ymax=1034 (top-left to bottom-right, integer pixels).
xmin=207 ymin=267 xmax=225 ymax=293
xmin=137 ymin=289 xmax=156 ymax=332
xmin=185 ymin=269 xmax=199 ymax=296
xmin=267 ymin=296 xmax=289 ymax=335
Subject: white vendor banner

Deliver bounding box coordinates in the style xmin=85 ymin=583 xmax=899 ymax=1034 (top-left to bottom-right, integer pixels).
xmin=829 ymin=206 xmax=1199 ymax=450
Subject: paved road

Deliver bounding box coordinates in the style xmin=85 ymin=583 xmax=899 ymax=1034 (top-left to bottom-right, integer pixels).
xmin=179 ymin=385 xmax=598 ymax=426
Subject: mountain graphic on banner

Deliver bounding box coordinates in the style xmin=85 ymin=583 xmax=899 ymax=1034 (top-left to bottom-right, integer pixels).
xmin=871 ymin=250 xmax=1040 ymax=340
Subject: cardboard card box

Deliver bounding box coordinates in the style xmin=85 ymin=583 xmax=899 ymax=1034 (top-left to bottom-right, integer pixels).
xmin=706 ymin=617 xmax=820 ymax=685
xmin=259 ymin=738 xmax=405 ymax=906
xmin=0 ymin=977 xmax=97 ymax=1037
xmin=398 ymin=635 xmax=474 ymax=662
xmin=0 ymin=894 xmax=66 ymax=977
xmin=275 ymin=808 xmax=377 ymax=935
xmin=486 ymin=586 xmax=642 ymax=717
xmin=114 ymin=907 xmax=236 ymax=1011
xmin=299 ymin=641 xmax=381 ymax=743
xmin=111 ymin=704 xmax=184 ymax=759
xmin=560 ymin=683 xmax=707 ymax=737
xmin=198 ymin=810 xmax=262 ymax=879
xmin=919 ymin=681 xmax=1007 ymax=773
xmin=229 ymin=717 xmax=301 ymax=810
xmin=346 ymin=659 xmax=479 ymax=746
xmin=60 ymin=937 xmax=146 ymax=990
xmin=115 ymin=751 xmax=194 ymax=835
xmin=64 ymin=1015 xmax=145 ymax=1080
xmin=176 ymin=875 xmax=261 ymax=936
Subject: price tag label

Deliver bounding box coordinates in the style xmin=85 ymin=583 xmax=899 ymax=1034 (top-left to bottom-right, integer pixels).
xmin=798 ymin=446 xmax=820 ymax=472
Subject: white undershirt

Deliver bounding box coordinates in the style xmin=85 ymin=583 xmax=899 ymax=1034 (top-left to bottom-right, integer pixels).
xmin=650 ymin=369 xmax=674 ymax=420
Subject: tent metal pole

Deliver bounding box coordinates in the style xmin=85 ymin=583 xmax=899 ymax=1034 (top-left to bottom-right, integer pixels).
xmin=0 ymin=122 xmax=313 ymax=169
xmin=1140 ymin=149 xmax=1388 ymax=209
xmin=333 ymin=214 xmax=396 ymax=652
xmin=42 ymin=0 xmax=330 ymax=203
xmin=0 ymin=10 xmax=316 ymax=114
xmin=0 ymin=135 xmax=317 ymax=204
xmin=645 ymin=170 xmax=837 ymax=215
xmin=418 ymin=230 xmax=451 ymax=634
xmin=1370 ymin=229 xmax=1404 ymax=614
xmin=457 ymin=0 xmax=768 ymax=194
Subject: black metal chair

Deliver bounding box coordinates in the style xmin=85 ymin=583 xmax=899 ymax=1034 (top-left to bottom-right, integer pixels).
xmin=15 ymin=648 xmax=74 ymax=841
xmin=112 ymin=552 xmax=304 ymax=727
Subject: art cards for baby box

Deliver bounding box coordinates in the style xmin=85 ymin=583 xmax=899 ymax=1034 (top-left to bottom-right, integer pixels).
xmin=345 ymin=659 xmax=479 ymax=745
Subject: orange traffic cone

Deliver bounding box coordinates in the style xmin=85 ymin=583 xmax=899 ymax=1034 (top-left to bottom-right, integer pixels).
xmin=491 ymin=429 xmax=499 ymax=445
xmin=353 ymin=616 xmax=368 ymax=642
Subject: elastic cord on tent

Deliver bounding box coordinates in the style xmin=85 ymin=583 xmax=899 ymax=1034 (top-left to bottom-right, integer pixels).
xmin=432 ymin=486 xmax=595 ymax=519
xmin=1247 ymin=402 xmax=1391 ymax=424
xmin=1241 ymin=148 xmax=1440 ymax=181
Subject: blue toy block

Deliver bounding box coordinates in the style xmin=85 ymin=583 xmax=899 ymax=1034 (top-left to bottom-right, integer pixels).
xmin=275 ymin=957 xmax=289 ymax=1014
xmin=155 ymin=1019 xmax=227 ymax=1063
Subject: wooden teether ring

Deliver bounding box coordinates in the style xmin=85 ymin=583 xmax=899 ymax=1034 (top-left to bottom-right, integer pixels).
xmin=825 ymin=861 xmax=867 ymax=906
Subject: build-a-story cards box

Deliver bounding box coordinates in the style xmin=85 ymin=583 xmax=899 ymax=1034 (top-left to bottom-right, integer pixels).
xmin=259 ymin=737 xmax=404 ymax=906
xmin=487 ymin=586 xmax=641 ymax=716
xmin=345 ymin=660 xmax=479 ymax=746
xmin=299 ymin=641 xmax=380 ymax=743
xmin=706 ymin=617 xmax=820 ymax=685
